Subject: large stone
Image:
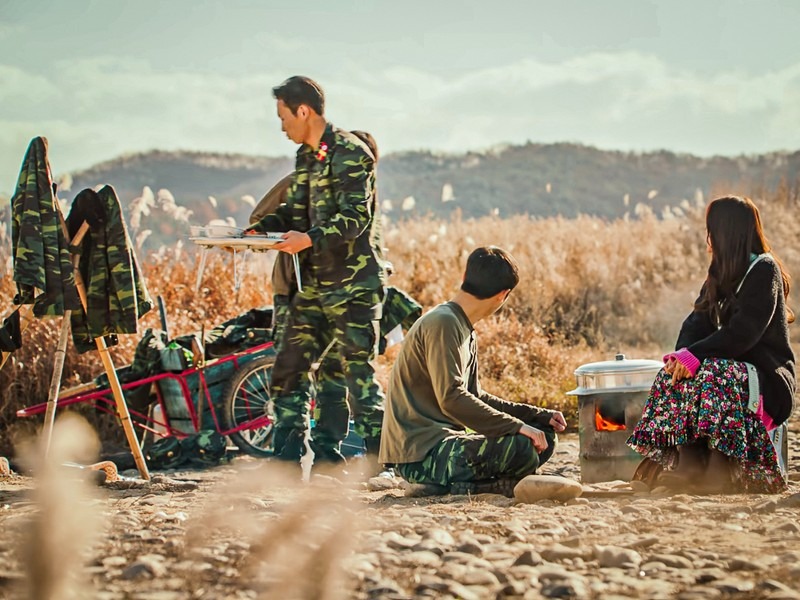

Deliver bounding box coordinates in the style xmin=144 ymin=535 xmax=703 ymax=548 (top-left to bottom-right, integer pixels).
xmin=403 ymin=550 xmax=441 ymax=567
xmin=514 ymin=475 xmax=583 ymax=503
xmin=594 ymin=544 xmax=643 ymax=568
xmin=424 ymin=528 xmax=456 ymax=547
xmin=367 ymin=475 xmax=400 ymax=491
xmin=541 ymin=544 xmax=590 ymax=562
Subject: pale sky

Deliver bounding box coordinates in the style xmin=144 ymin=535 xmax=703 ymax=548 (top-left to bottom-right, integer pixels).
xmin=2 ymin=0 xmax=800 ymax=194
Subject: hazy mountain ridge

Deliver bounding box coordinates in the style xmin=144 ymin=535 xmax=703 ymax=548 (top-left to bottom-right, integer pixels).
xmin=65 ymin=143 xmax=800 ymax=232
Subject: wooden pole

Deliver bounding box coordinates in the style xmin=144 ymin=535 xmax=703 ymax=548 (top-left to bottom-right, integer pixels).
xmin=57 ymin=214 xmax=151 ymax=480
xmin=89 ymin=327 xmax=151 ymax=480
xmin=41 ymin=312 xmax=73 ymax=455
xmin=41 ymin=222 xmax=90 ymax=456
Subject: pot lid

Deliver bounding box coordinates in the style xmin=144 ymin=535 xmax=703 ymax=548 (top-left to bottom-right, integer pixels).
xmin=568 ymin=354 xmax=663 ymax=395
xmin=573 ymin=354 xmax=663 ymax=376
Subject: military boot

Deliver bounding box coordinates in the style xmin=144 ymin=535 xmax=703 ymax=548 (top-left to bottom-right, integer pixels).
xmin=272 ymin=428 xmax=305 ymax=462
xmin=310 ymin=440 xmax=347 ymax=465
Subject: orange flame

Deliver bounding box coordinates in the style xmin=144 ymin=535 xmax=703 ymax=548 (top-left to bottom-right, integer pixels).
xmin=595 ymin=407 xmax=626 ymax=431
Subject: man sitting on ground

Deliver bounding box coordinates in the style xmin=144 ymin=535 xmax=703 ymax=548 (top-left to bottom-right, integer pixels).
xmin=379 ymin=246 xmax=567 ymax=496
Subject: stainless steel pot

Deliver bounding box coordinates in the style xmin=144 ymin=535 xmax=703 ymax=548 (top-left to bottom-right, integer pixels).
xmin=568 ymin=354 xmax=663 ymax=396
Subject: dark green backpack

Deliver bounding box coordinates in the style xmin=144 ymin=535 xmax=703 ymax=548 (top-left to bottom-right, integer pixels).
xmin=179 ymin=430 xmax=228 ymax=467
xmin=145 ymin=431 xmax=228 ymax=470
xmin=145 ymin=436 xmax=183 ymax=470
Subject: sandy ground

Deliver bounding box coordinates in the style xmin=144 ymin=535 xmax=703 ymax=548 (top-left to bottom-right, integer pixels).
xmin=2 ymin=426 xmax=800 ymax=600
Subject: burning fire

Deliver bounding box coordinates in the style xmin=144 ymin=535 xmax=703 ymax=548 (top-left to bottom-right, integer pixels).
xmin=595 ymin=407 xmax=626 ymax=431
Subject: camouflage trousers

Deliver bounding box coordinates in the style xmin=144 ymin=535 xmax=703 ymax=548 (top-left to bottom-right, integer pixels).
xmin=272 ymin=296 xmax=350 ymax=460
xmin=396 ymin=427 xmax=557 ymax=487
xmin=270 ymin=286 xmax=385 ymax=461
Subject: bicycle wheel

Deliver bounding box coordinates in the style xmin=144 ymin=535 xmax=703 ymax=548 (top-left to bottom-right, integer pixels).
xmin=222 ymin=355 xmax=276 ymax=457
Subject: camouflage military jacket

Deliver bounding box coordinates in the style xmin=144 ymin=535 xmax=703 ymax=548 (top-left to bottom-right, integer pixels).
xmin=251 ymin=124 xmax=385 ymax=304
xmin=11 ymin=136 xmax=81 ymax=317
xmin=67 ymin=185 xmax=153 ymax=352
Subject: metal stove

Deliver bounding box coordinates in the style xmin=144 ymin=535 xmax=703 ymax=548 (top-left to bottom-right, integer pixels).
xmin=568 ymin=354 xmax=662 ymax=483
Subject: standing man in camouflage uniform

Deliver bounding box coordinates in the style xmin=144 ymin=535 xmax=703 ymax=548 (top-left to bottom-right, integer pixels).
xmin=249 ymin=173 xmax=350 ymax=465
xmin=379 ymin=247 xmax=567 ymax=496
xmin=248 ymin=76 xmax=385 ymax=463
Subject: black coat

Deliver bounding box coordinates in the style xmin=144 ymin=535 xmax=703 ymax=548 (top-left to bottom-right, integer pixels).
xmin=675 ymin=256 xmax=796 ymax=425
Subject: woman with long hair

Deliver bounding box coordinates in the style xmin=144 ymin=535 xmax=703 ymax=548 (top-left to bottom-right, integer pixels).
xmin=628 ymin=195 xmax=795 ymax=493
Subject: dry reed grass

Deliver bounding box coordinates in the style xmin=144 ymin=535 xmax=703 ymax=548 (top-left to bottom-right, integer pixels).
xmin=10 ymin=414 xmax=102 ymax=599
xmin=2 ymin=184 xmax=800 ymax=456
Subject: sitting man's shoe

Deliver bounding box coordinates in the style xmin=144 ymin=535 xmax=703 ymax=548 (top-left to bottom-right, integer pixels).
xmin=449 ymin=478 xmax=518 ymax=498
xmin=404 ymin=482 xmax=450 ymax=497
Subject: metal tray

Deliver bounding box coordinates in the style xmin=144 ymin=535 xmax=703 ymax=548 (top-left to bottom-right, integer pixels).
xmin=189 ymin=235 xmax=283 ymax=249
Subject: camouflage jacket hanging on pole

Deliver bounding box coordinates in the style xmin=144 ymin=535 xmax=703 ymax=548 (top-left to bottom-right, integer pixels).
xmin=10 ymin=137 xmax=80 ymax=317
xmin=66 ymin=185 xmax=153 ymax=353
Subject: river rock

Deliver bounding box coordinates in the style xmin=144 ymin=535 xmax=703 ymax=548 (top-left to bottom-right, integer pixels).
xmin=594 ymin=544 xmax=643 ymax=568
xmin=513 ymin=549 xmax=544 ymax=567
xmin=514 ymin=475 xmax=583 ymax=503
xmin=541 ymin=543 xmax=590 ymax=562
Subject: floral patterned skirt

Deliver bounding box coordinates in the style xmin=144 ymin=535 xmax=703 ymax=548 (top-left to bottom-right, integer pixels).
xmin=627 ymin=358 xmax=785 ymax=493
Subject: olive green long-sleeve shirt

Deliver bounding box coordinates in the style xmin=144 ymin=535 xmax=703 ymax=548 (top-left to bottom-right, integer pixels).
xmin=379 ymin=301 xmax=549 ymax=464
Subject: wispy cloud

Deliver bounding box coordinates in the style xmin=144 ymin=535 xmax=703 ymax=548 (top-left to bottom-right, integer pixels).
xmin=2 ymin=51 xmax=800 ymax=193
xmin=345 ymin=52 xmax=800 ymax=156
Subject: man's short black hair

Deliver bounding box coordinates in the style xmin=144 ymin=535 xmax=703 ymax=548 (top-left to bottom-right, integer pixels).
xmin=272 ymin=76 xmax=325 ymax=116
xmin=461 ymin=246 xmax=519 ymax=299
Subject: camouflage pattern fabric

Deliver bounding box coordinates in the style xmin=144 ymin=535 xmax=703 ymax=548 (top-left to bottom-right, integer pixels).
xmin=270 ymin=296 xmax=293 ymax=355
xmin=379 ymin=286 xmax=422 ymax=354
xmin=272 ymin=286 xmax=421 ymax=457
xmin=396 ymin=427 xmax=557 ymax=487
xmin=255 ymin=175 xmax=350 ymax=461
xmin=310 ymin=379 xmax=350 ymax=460
xmin=251 ymin=123 xmax=385 ymax=306
xmin=251 ymin=123 xmax=386 ymax=461
xmin=179 ymin=430 xmax=228 ymax=467
xmin=270 ymin=284 xmax=384 ymax=461
xmin=67 ymin=186 xmax=153 ymax=353
xmin=10 ymin=137 xmax=80 ymax=317
xmin=146 ymin=431 xmax=228 ymax=470
xmin=347 ymin=130 xmax=387 ymax=275
xmin=127 ymin=328 xmax=170 ymax=380
xmin=144 ymin=436 xmax=183 ymax=470
xmin=272 ymin=294 xmax=350 ymax=461
xmin=204 ymin=306 xmax=273 ymax=357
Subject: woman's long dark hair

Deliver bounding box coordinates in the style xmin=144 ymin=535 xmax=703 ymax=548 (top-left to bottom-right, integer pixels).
xmin=697 ymin=195 xmax=793 ymax=323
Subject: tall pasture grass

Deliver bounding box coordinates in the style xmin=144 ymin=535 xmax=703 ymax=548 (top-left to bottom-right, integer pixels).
xmin=2 ymin=184 xmax=800 ymax=456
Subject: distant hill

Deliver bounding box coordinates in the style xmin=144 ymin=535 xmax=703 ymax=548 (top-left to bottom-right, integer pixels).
xmin=62 ymin=143 xmax=800 ymax=248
